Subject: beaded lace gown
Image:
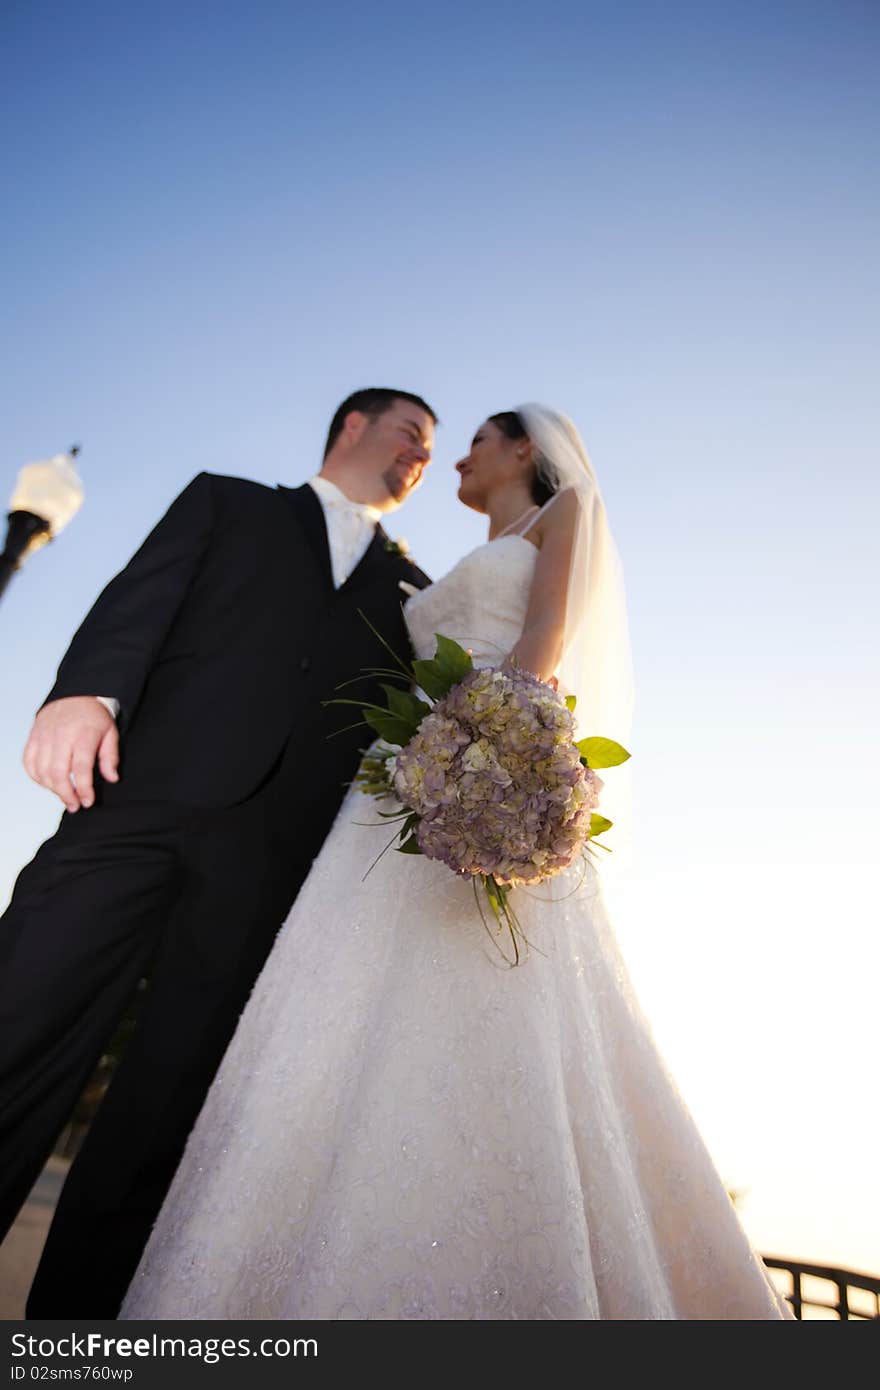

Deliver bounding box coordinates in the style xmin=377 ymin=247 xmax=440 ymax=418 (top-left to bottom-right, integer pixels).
xmin=121 ymin=534 xmax=791 ymax=1321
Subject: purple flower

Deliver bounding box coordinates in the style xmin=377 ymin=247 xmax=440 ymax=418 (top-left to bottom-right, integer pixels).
xmin=392 ymin=665 xmax=602 ymax=886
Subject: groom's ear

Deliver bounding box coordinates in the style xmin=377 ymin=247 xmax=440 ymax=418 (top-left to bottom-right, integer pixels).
xmin=341 ymin=409 xmax=369 ymax=449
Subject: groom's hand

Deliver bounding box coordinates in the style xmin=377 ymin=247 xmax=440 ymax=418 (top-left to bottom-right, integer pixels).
xmin=23 ymin=696 xmax=120 ymax=812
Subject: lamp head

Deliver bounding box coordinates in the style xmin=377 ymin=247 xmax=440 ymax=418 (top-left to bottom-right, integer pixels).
xmin=8 ymin=449 xmax=84 ymax=537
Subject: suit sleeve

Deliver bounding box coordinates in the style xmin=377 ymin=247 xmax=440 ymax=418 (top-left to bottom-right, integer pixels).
xmin=407 ymin=563 xmax=432 ymax=591
xmin=42 ymin=472 xmax=216 ymax=729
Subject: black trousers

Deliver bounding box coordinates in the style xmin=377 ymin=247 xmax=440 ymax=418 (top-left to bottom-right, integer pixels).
xmin=0 ymin=783 xmax=314 ymax=1318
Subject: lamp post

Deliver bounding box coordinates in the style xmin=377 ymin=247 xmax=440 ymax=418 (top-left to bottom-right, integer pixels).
xmin=0 ymin=447 xmax=85 ymax=601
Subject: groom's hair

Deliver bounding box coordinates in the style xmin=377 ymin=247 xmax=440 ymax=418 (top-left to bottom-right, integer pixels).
xmin=323 ymin=388 xmax=438 ymax=459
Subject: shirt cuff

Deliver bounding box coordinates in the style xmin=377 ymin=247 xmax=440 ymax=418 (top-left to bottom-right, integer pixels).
xmin=95 ymin=696 xmax=120 ymax=720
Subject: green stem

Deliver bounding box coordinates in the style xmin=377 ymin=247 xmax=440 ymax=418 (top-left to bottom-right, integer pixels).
xmin=356 ymin=608 xmax=417 ymax=683
xmin=362 ymin=826 xmax=406 ymax=880
xmin=325 ymin=718 xmax=373 ymax=738
xmin=333 ymin=669 xmax=414 ymax=690
xmin=322 ymin=697 xmax=399 ymax=715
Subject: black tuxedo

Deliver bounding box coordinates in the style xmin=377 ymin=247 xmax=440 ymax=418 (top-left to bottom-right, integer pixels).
xmin=0 ymin=474 xmax=430 ymax=1316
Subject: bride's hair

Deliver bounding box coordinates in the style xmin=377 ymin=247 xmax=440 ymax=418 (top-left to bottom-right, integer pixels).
xmin=489 ymin=411 xmax=560 ymax=506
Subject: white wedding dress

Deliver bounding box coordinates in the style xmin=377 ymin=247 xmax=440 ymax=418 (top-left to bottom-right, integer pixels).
xmin=121 ymin=535 xmax=791 ymax=1321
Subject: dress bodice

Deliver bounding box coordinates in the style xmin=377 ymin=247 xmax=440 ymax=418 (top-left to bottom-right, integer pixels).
xmin=404 ymin=535 xmax=538 ymax=668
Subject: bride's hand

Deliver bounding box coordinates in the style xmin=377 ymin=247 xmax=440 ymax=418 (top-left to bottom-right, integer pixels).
xmin=502 ymin=653 xmax=557 ymax=690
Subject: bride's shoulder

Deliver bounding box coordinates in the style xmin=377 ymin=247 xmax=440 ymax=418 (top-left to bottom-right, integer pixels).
xmin=545 ymin=487 xmax=581 ymax=525
xmin=527 ymin=487 xmax=581 ymax=549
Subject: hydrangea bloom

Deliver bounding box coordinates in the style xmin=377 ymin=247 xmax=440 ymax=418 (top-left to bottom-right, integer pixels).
xmin=392 ymin=666 xmax=602 ymax=886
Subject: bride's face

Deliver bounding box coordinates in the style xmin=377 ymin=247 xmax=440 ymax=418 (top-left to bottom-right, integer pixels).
xmin=455 ymin=420 xmax=528 ymax=512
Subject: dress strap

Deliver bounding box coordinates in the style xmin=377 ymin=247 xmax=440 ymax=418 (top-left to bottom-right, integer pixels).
xmin=495 ymin=505 xmax=537 ymax=539
xmin=511 ymin=491 xmax=563 ymax=536
xmin=495 ymin=492 xmax=565 ymax=541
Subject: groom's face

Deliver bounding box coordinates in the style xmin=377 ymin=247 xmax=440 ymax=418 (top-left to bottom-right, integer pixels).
xmin=366 ymin=400 xmax=435 ymax=508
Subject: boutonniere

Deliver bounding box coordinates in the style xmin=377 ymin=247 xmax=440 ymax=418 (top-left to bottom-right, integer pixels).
xmin=384 ymin=537 xmax=412 ymax=560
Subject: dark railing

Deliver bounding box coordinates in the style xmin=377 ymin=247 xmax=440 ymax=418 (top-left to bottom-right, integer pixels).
xmin=763 ymin=1257 xmax=880 ymax=1319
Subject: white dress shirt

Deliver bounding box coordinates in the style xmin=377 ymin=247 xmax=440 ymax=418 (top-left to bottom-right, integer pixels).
xmin=94 ymin=474 xmax=382 ymax=721
xmin=307 ymin=475 xmax=382 ymax=589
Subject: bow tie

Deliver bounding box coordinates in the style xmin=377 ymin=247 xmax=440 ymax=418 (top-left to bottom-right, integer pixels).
xmin=319 ymin=494 xmax=380 ymax=525
xmin=324 ymin=495 xmax=379 ymax=522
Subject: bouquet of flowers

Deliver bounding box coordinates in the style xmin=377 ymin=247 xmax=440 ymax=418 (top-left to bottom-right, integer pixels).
xmin=332 ymin=622 xmax=630 ymax=964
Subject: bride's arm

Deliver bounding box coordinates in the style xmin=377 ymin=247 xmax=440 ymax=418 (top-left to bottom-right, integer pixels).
xmin=506 ymin=488 xmax=580 ymax=682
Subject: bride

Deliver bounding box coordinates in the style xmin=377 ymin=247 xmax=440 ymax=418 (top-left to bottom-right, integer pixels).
xmin=120 ymin=405 xmax=791 ymax=1320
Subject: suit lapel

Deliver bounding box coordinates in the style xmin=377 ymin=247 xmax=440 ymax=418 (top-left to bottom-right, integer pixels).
xmin=337 ymin=523 xmax=389 ymax=596
xmin=276 ymin=483 xmax=334 ymax=592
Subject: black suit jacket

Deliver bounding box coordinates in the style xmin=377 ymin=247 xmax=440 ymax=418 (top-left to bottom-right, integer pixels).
xmin=45 ymin=474 xmax=431 ymax=812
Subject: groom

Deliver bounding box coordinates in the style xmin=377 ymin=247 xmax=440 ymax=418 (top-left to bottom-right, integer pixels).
xmin=0 ymin=387 xmax=436 ymax=1317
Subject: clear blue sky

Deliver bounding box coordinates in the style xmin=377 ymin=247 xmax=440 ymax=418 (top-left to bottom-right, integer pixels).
xmin=2 ymin=1 xmax=878 ymax=1273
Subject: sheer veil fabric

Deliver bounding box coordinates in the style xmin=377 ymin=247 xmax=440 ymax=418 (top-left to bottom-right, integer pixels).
xmin=517 ymin=404 xmax=633 ymax=744
xmin=517 ymin=404 xmax=634 ymax=838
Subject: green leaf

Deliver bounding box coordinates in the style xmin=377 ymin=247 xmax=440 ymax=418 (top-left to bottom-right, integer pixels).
xmin=364 ymin=708 xmax=417 ymax=745
xmin=576 ymin=737 xmax=631 ymax=769
xmin=482 ymin=873 xmax=508 ymax=916
xmin=433 ymin=634 xmax=473 ymax=684
xmin=356 ymin=783 xmax=394 ymax=800
xmin=411 ymin=636 xmax=474 ymax=701
xmin=396 ymin=835 xmax=423 ymax=854
xmin=380 ymin=684 xmax=431 ymax=728
xmin=589 ymin=813 xmax=613 ymax=838
xmin=398 ymin=812 xmax=420 ymax=841
xmin=565 ymin=694 xmax=577 ymax=713
xmin=411 ymin=658 xmax=454 ymax=701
